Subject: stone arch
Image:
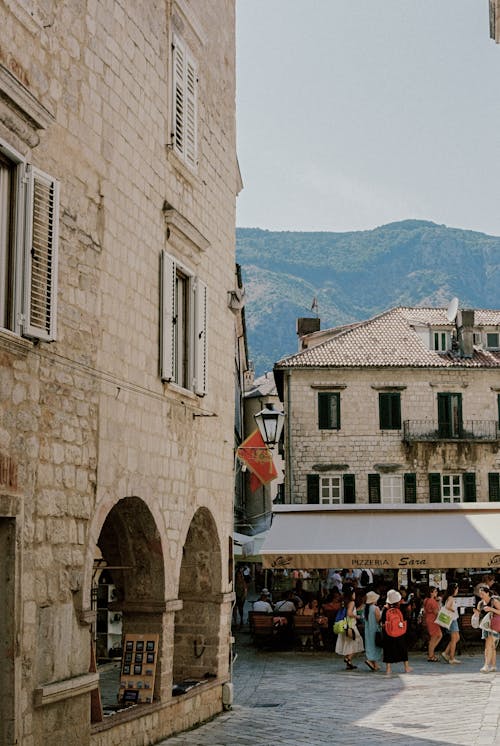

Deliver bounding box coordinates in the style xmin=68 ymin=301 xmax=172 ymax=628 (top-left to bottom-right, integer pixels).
xmin=92 ymin=496 xmax=166 ymax=711
xmin=173 ymin=507 xmax=222 ymax=682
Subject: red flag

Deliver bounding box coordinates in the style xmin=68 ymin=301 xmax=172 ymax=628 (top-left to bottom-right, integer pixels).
xmin=237 ymin=429 xmax=278 ymax=486
xmin=249 ymin=472 xmax=262 ymax=492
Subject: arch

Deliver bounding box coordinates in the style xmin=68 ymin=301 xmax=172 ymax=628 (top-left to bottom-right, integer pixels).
xmin=173 ymin=507 xmax=223 ymax=682
xmin=89 ymin=496 xmax=166 ymax=716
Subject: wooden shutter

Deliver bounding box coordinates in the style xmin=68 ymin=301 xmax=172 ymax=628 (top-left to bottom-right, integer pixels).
xmin=429 ymin=473 xmax=441 ymax=503
xmin=172 ymin=36 xmax=197 ymax=168
xmin=463 ymin=472 xmax=476 ymax=502
xmin=172 ymin=37 xmax=185 ymax=159
xmin=160 ymin=250 xmax=176 ymax=381
xmin=185 ymin=57 xmax=197 ymax=168
xmin=306 ymin=474 xmax=319 ymax=504
xmin=379 ymin=394 xmax=389 ymax=429
xmin=368 ymin=473 xmax=380 ymax=503
xmin=318 ymin=392 xmax=339 ymax=429
xmin=193 ymin=277 xmax=207 ymax=396
xmin=404 ymin=473 xmax=417 ymax=503
xmin=488 ymin=473 xmax=500 ymax=502
xmin=343 ymin=474 xmax=356 ymax=503
xmin=22 ymin=165 xmax=59 ymax=341
xmin=318 ymin=392 xmax=330 ymax=429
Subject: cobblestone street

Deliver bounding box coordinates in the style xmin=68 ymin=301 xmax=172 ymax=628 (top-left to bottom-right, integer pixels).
xmin=159 ymin=627 xmax=500 ymax=746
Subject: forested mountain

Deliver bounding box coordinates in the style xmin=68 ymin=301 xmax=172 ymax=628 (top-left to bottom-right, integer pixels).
xmin=236 ymin=220 xmax=500 ymax=375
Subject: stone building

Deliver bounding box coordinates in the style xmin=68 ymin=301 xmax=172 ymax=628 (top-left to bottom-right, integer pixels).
xmin=263 ymin=307 xmax=500 ymax=570
xmin=490 ymin=0 xmax=500 ymax=42
xmin=0 ymin=1 xmax=238 ymax=744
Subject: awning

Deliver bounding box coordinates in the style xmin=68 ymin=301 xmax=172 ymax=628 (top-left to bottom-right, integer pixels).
xmin=260 ymin=504 xmax=500 ymax=570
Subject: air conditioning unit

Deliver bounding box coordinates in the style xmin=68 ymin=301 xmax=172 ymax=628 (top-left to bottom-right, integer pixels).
xmin=222 ymin=682 xmax=233 ymax=709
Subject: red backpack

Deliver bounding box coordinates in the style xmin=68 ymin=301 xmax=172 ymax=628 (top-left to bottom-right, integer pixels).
xmin=384 ymin=606 xmax=407 ymax=637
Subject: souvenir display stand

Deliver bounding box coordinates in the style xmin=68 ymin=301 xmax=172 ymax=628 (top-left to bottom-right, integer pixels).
xmin=119 ymin=634 xmax=159 ymax=704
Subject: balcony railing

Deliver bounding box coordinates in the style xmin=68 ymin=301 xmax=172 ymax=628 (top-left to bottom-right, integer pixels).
xmin=403 ymin=419 xmax=500 ymax=442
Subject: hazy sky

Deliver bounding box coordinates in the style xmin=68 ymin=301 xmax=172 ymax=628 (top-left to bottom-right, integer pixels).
xmin=236 ymin=0 xmax=500 ymax=236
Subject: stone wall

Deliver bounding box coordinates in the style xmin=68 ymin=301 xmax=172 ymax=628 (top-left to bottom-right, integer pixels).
xmin=287 ymin=366 xmax=500 ymax=503
xmin=0 ymin=0 xmax=237 ymax=743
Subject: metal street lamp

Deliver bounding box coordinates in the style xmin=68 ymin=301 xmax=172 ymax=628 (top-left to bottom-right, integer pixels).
xmin=254 ymin=404 xmax=285 ymax=447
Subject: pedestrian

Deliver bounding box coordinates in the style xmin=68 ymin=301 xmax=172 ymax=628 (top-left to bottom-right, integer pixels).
xmin=363 ymin=590 xmax=382 ymax=671
xmin=440 ymin=582 xmax=461 ymax=664
xmin=335 ymin=585 xmax=364 ymax=670
xmin=423 ymin=586 xmax=442 ymax=662
xmin=253 ymin=588 xmax=273 ymax=613
xmin=476 ymin=585 xmax=500 ymax=673
xmin=233 ymin=566 xmax=247 ymax=628
xmin=381 ymin=589 xmax=412 ymax=675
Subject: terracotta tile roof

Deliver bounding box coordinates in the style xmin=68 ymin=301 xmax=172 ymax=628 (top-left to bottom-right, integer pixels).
xmin=275 ymin=307 xmax=500 ymax=370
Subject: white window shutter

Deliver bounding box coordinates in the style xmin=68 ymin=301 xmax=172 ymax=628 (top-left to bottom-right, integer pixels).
xmin=22 ymin=165 xmax=59 ymax=341
xmin=171 ymin=35 xmax=197 ymax=168
xmin=160 ymin=250 xmax=176 ymax=381
xmin=172 ymin=36 xmax=185 ymax=159
xmin=193 ymin=277 xmax=207 ymax=396
xmin=185 ymin=57 xmax=197 ymax=168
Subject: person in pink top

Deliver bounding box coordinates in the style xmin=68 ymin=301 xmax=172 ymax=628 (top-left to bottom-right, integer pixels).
xmin=423 ymin=586 xmax=442 ymax=661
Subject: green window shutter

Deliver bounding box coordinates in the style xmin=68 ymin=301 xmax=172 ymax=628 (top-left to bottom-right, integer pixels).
xmin=404 ymin=473 xmax=417 ymax=503
xmin=379 ymin=393 xmax=401 ymax=429
xmin=318 ymin=392 xmax=340 ymax=429
xmin=463 ymin=472 xmax=476 ymax=502
xmin=488 ymin=473 xmax=500 ymax=502
xmin=307 ymin=474 xmax=320 ymax=504
xmin=318 ymin=392 xmax=330 ymax=429
xmin=368 ymin=473 xmax=381 ymax=503
xmin=429 ymin=473 xmax=441 ymax=503
xmin=379 ymin=394 xmax=390 ymax=429
xmin=343 ymin=474 xmax=356 ymax=503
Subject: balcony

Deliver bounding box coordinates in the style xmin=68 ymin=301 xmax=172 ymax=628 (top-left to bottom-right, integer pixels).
xmin=403 ymin=419 xmax=500 ymax=443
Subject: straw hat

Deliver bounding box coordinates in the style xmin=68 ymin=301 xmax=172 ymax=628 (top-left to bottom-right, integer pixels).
xmin=386 ymin=589 xmax=402 ymax=605
xmin=365 ymin=591 xmax=380 ymax=604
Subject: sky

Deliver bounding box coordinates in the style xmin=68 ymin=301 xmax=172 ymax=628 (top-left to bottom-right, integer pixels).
xmin=236 ymin=0 xmax=500 ymax=236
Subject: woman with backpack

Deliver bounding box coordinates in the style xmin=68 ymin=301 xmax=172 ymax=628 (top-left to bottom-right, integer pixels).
xmin=381 ymin=589 xmax=412 ymax=675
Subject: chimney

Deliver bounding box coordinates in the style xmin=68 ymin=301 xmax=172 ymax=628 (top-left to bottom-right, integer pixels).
xmin=459 ymin=309 xmax=474 ymax=358
xmin=296 ymin=317 xmax=320 ymax=351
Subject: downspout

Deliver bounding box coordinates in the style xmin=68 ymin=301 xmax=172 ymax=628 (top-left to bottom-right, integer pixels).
xmin=286 ymin=369 xmax=293 ymax=502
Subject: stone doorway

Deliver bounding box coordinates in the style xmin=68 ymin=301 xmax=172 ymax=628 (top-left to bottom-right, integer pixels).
xmin=0 ymin=519 xmax=15 ymax=745
xmin=173 ymin=507 xmax=222 ymax=683
xmin=93 ymin=496 xmax=165 ymax=715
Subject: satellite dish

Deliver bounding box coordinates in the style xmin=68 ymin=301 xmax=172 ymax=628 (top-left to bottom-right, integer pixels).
xmin=446 ymin=297 xmax=459 ymax=323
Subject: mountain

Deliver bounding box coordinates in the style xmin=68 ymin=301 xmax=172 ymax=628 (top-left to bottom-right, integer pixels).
xmin=236 ymin=220 xmax=500 ymax=375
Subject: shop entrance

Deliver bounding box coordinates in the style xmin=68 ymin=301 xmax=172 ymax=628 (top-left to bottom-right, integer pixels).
xmin=173 ymin=507 xmax=222 ymax=682
xmin=93 ymin=496 xmax=165 ymax=717
xmin=0 ymin=519 xmax=15 ymax=745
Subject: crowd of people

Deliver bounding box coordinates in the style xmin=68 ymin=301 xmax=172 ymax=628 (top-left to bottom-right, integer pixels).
xmin=238 ymin=566 xmax=500 ymax=675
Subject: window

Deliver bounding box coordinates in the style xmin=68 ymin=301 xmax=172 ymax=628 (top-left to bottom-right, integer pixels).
xmin=307 ymin=473 xmax=355 ymax=504
xmin=381 ymin=475 xmax=403 ymax=504
xmin=442 ymin=474 xmax=461 ymax=503
xmin=160 ymin=250 xmax=207 ymax=395
xmin=0 ymin=142 xmax=58 ymax=340
xmin=171 ymin=35 xmax=198 ymax=169
xmin=320 ymin=476 xmax=342 ymax=504
xmin=433 ymin=331 xmax=449 ymax=351
xmin=369 ymin=473 xmax=416 ymax=503
xmin=429 ymin=472 xmax=476 ymax=503
xmin=318 ymin=392 xmax=340 ymax=429
xmin=486 ymin=332 xmax=499 ymax=349
xmin=437 ymin=393 xmax=462 ymax=438
xmin=488 ymin=473 xmax=500 ymax=502
xmin=379 ymin=392 xmax=401 ymax=430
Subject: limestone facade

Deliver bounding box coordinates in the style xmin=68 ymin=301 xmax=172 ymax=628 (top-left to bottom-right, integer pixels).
xmin=274 ymin=307 xmax=500 ymax=508
xmin=0 ymin=1 xmax=237 ymax=744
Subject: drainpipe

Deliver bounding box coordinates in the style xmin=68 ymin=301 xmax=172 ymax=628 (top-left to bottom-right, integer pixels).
xmin=286 ymin=370 xmax=293 ymax=503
